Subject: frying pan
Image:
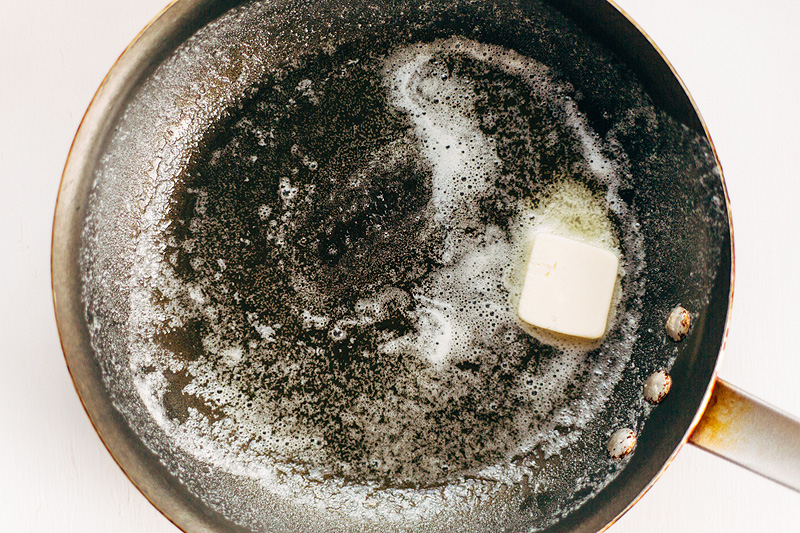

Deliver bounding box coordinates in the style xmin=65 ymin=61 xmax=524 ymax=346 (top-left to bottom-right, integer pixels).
xmin=51 ymin=0 xmax=800 ymax=531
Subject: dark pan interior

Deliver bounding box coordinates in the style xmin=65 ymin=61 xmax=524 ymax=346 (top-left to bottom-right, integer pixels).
xmin=53 ymin=0 xmax=732 ymax=531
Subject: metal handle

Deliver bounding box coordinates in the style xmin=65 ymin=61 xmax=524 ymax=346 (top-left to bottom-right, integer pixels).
xmin=689 ymin=378 xmax=800 ymax=492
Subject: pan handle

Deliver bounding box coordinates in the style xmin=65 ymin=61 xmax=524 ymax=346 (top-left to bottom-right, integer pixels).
xmin=688 ymin=378 xmax=800 ymax=492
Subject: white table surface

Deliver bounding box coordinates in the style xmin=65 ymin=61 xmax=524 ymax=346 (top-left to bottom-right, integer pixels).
xmin=2 ymin=0 xmax=799 ymax=531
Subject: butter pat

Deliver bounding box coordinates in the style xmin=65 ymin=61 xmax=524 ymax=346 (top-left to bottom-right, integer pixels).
xmin=518 ymin=233 xmax=618 ymax=339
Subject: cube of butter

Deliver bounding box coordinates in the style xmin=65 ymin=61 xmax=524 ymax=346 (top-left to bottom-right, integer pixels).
xmin=518 ymin=233 xmax=618 ymax=339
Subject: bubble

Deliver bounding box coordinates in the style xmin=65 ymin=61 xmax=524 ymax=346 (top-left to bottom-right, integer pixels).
xmin=257 ymin=204 xmax=271 ymax=220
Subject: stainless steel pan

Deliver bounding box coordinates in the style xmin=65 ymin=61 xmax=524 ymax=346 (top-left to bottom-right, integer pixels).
xmin=52 ymin=0 xmax=800 ymax=531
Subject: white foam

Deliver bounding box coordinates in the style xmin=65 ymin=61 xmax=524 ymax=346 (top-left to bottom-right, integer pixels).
xmin=381 ymin=37 xmax=635 ymax=369
xmin=122 ymin=35 xmax=647 ymax=516
xmin=378 ymin=37 xmax=644 ymax=461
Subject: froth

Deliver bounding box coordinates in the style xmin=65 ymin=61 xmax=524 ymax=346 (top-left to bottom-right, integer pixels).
xmin=381 ymin=36 xmax=639 ymax=371
xmin=124 ymin=34 xmax=647 ymax=518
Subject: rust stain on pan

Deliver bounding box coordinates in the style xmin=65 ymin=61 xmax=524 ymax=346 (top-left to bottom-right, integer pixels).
xmin=689 ymin=380 xmax=753 ymax=452
xmin=687 ymin=379 xmax=800 ymax=491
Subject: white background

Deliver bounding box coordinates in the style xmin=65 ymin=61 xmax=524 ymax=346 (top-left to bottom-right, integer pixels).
xmin=2 ymin=0 xmax=799 ymax=531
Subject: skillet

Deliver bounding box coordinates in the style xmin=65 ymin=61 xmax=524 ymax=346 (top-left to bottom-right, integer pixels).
xmin=52 ymin=0 xmax=800 ymax=531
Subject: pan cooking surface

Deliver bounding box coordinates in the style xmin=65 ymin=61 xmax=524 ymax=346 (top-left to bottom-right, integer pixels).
xmin=140 ymin=35 xmax=645 ymax=485
xmin=77 ymin=0 xmax=728 ymax=530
